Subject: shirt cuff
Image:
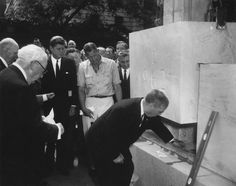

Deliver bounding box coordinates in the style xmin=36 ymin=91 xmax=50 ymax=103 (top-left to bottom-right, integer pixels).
xmin=169 ymin=138 xmax=175 ymax=143
xmin=42 ymin=94 xmax=48 ymax=102
xmin=56 ymin=125 xmax=62 ymax=140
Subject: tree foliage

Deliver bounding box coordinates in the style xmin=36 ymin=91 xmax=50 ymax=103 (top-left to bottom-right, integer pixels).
xmin=6 ymin=0 xmax=101 ymax=26
xmin=6 ymin=0 xmax=159 ymax=28
xmin=107 ymin=0 xmax=159 ymax=27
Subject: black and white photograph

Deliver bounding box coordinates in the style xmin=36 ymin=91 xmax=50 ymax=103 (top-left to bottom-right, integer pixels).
xmin=0 ymin=0 xmax=236 ymax=186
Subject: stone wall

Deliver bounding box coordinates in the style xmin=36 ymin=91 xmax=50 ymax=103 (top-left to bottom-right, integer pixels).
xmin=129 ymin=21 xmax=236 ymax=124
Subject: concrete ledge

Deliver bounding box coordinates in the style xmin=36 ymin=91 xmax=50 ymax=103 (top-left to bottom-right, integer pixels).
xmin=130 ymin=141 xmax=236 ymax=186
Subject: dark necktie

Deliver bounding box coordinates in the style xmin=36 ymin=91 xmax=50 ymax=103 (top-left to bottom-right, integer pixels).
xmin=56 ymin=60 xmax=60 ymax=78
xmin=139 ymin=114 xmax=148 ymax=128
xmin=124 ymin=69 xmax=127 ymax=81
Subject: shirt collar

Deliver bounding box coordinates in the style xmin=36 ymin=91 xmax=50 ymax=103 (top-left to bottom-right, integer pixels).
xmin=12 ymin=63 xmax=27 ymax=81
xmin=51 ymin=55 xmax=61 ymax=64
xmin=140 ymin=98 xmax=144 ymax=117
xmin=51 ymin=55 xmax=61 ymax=69
xmin=122 ymin=68 xmax=129 ymax=73
xmin=88 ymin=56 xmax=104 ymax=66
xmin=0 ymin=56 xmax=8 ymax=67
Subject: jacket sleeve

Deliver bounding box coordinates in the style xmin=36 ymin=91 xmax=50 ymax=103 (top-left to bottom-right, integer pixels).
xmin=150 ymin=117 xmax=174 ymax=143
xmin=40 ymin=71 xmax=53 ymax=116
xmin=16 ymin=85 xmax=58 ymax=143
xmin=69 ymin=59 xmax=79 ymax=108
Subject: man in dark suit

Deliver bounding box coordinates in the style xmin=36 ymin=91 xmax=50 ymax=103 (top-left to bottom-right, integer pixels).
xmin=86 ymin=89 xmax=183 ymax=186
xmin=41 ymin=36 xmax=79 ymax=175
xmin=0 ymin=38 xmax=19 ymax=71
xmin=0 ymin=44 xmax=64 ymax=186
xmin=117 ymin=50 xmax=130 ymax=99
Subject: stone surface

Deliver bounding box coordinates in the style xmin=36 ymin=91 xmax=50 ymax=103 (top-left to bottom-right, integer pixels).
xmin=130 ymin=21 xmax=236 ymax=124
xmin=164 ymin=123 xmax=196 ymax=143
xmin=131 ymin=141 xmax=236 ymax=186
xmin=197 ymin=64 xmax=236 ymax=183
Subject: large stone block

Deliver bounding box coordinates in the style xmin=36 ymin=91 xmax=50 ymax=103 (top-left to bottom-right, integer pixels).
xmin=130 ymin=21 xmax=236 ymax=124
xmin=131 ymin=141 xmax=235 ymax=186
xmin=198 ymin=64 xmax=236 ymax=183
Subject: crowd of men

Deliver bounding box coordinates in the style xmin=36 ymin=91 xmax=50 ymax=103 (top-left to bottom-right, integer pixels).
xmin=0 ymin=36 xmax=131 ymax=185
xmin=0 ymin=36 xmax=182 ymax=186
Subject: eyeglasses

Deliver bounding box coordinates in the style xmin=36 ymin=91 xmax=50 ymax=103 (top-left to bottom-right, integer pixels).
xmin=34 ymin=60 xmax=47 ymax=75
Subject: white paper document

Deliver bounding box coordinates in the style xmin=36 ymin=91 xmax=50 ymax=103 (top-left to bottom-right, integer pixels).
xmin=42 ymin=108 xmax=55 ymax=124
xmin=42 ymin=109 xmax=61 ymax=140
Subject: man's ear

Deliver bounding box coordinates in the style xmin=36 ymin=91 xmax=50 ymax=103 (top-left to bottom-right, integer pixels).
xmin=30 ymin=60 xmax=37 ymax=68
xmin=30 ymin=60 xmax=41 ymax=73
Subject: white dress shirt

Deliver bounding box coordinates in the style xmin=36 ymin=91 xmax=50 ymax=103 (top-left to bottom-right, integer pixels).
xmin=122 ymin=68 xmax=130 ymax=79
xmin=51 ymin=55 xmax=61 ymax=76
xmin=0 ymin=56 xmax=8 ymax=68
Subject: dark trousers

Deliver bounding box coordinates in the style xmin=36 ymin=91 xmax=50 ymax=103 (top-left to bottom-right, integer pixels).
xmin=95 ymin=158 xmax=134 ymax=186
xmin=1 ymin=166 xmax=43 ymax=186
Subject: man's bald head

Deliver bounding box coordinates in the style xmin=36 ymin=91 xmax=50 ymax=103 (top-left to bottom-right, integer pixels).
xmin=0 ymin=38 xmax=19 ymax=65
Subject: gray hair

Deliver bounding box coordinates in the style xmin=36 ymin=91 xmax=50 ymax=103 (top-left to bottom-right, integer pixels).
xmin=17 ymin=44 xmax=48 ymax=65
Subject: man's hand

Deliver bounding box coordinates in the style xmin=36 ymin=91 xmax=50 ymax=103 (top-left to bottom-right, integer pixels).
xmin=46 ymin=92 xmax=55 ymax=100
xmin=113 ymin=154 xmax=124 ymax=164
xmin=171 ymin=139 xmax=185 ymax=148
xmin=82 ymin=107 xmax=94 ymax=118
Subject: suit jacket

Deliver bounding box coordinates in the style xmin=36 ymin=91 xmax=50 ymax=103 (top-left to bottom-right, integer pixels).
xmin=0 ymin=65 xmax=58 ymax=184
xmin=0 ymin=58 xmax=7 ymax=72
xmin=41 ymin=56 xmax=79 ymax=126
xmin=119 ymin=67 xmax=130 ymax=99
xmin=86 ymin=98 xmax=173 ymax=163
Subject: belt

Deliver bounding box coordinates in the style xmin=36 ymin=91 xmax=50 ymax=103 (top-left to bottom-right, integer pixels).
xmin=89 ymin=95 xmax=113 ymax=98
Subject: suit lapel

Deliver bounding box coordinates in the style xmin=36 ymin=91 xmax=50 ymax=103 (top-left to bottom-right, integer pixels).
xmin=118 ymin=67 xmax=124 ymax=81
xmin=0 ymin=59 xmax=6 ymax=71
xmin=9 ymin=65 xmax=28 ymax=85
xmin=60 ymin=57 xmax=65 ymax=75
xmin=127 ymin=73 xmax=130 ymax=80
xmin=47 ymin=58 xmax=56 ymax=79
